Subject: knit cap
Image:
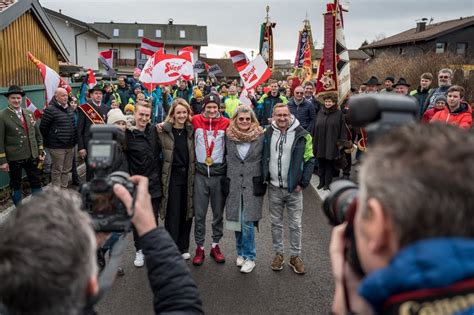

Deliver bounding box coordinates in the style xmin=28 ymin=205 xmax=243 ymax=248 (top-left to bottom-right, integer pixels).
xmin=124 ymin=104 xmax=135 ymax=113
xmin=107 ymin=108 xmax=127 ymax=125
xmin=202 ymin=93 xmax=220 ymax=109
xmin=434 ymin=95 xmax=447 ymax=104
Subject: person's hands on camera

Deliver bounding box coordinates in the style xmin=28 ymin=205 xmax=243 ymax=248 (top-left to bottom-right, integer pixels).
xmin=113 ymin=175 xmax=156 ymax=236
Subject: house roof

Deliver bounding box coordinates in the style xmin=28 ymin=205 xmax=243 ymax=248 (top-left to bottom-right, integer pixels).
xmin=0 ymin=0 xmax=69 ymax=61
xmin=313 ymin=49 xmax=370 ymax=60
xmin=92 ymin=22 xmax=207 ymax=46
xmin=361 ymin=16 xmax=474 ymax=49
xmin=44 ymin=8 xmax=109 ymax=39
xmin=199 ymin=57 xmax=239 ymax=78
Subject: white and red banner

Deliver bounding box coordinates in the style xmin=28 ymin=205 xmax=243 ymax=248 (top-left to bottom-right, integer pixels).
xmin=229 ymin=50 xmax=250 ymax=71
xmin=87 ymin=69 xmax=97 ymax=89
xmin=140 ymin=50 xmax=194 ymax=87
xmin=98 ymin=50 xmax=116 ymax=77
xmin=238 ymin=55 xmax=272 ymax=90
xmin=239 ymin=89 xmax=253 ymax=106
xmin=25 ymin=97 xmax=42 ymax=120
xmin=27 ymin=52 xmax=71 ymax=107
xmin=140 ymin=37 xmax=164 ymax=56
xmin=194 ymin=60 xmax=209 ymax=74
xmin=178 ymin=46 xmax=194 ymax=65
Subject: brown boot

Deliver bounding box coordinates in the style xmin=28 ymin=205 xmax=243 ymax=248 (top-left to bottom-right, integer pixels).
xmin=271 ymin=253 xmax=284 ymax=271
xmin=289 ymin=256 xmax=306 ymax=274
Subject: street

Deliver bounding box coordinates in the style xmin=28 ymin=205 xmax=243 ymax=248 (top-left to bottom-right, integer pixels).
xmin=96 ymin=178 xmax=334 ymax=314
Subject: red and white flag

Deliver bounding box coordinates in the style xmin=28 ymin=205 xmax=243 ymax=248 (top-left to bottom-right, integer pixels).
xmin=98 ymin=50 xmax=116 ymax=76
xmin=229 ymin=50 xmax=250 ymax=72
xmin=87 ymin=69 xmax=97 ymax=89
xmin=178 ymin=46 xmax=194 ymax=65
xmin=239 ymin=55 xmax=272 ymax=90
xmin=25 ymin=97 xmax=43 ymax=120
xmin=140 ymin=50 xmax=194 ymax=86
xmin=27 ymin=52 xmax=71 ymax=107
xmin=239 ymin=89 xmax=252 ymax=106
xmin=140 ymin=38 xmax=164 ymax=56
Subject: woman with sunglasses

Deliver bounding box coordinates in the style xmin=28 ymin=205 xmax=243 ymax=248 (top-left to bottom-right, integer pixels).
xmin=158 ymin=98 xmax=196 ymax=260
xmin=224 ymin=105 xmax=265 ymax=273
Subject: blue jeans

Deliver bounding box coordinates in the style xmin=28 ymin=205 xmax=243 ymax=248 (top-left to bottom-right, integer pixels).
xmin=235 ymin=219 xmax=256 ymax=261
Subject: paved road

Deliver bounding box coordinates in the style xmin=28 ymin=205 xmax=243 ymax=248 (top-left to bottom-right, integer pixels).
xmin=96 ymin=179 xmax=334 ymax=314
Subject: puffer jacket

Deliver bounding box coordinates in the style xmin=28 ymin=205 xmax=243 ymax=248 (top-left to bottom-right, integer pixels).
xmin=257 ymin=93 xmax=288 ymax=126
xmin=431 ymin=102 xmax=472 ymax=130
xmin=39 ymin=98 xmax=76 ymax=149
xmin=125 ymin=121 xmax=162 ymax=198
xmin=158 ymin=122 xmax=195 ymax=220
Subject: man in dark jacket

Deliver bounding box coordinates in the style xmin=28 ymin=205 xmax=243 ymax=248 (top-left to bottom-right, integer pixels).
xmin=409 ymin=72 xmax=433 ymax=118
xmin=77 ymin=84 xmax=110 ymax=180
xmin=125 ymin=101 xmax=162 ymax=268
xmin=330 ymin=124 xmax=474 ymax=315
xmin=173 ymin=80 xmax=192 ymax=102
xmin=116 ymin=76 xmax=131 ymax=108
xmin=40 ymin=88 xmax=77 ymax=188
xmin=262 ymin=104 xmax=314 ymax=275
xmin=0 ymin=177 xmax=203 ymax=315
xmin=288 ymin=86 xmax=315 ymax=132
xmin=257 ymin=80 xmax=288 ymax=126
xmin=422 ymin=68 xmax=453 ymax=114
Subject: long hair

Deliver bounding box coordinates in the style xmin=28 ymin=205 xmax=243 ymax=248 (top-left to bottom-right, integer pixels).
xmin=164 ymin=98 xmax=192 ymax=125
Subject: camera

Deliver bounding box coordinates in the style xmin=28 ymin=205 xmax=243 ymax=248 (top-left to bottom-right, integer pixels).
xmin=80 ymin=125 xmax=136 ymax=232
xmin=322 ymin=94 xmax=418 ymax=275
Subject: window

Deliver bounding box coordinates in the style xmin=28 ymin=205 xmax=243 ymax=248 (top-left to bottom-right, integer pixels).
xmin=138 ymin=29 xmax=144 ymax=37
xmin=155 ymin=29 xmax=162 ymax=38
xmin=456 ymin=42 xmax=467 ymax=55
xmin=435 ymin=42 xmax=446 ymax=54
xmin=113 ymin=28 xmax=119 ymax=37
xmin=179 ymin=30 xmax=186 ymax=38
xmin=111 ymin=48 xmax=118 ymax=66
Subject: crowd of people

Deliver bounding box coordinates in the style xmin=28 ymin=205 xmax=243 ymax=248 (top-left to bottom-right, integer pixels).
xmin=0 ymin=67 xmax=472 ymax=277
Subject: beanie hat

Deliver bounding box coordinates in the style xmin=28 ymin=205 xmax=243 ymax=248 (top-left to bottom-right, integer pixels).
xmin=133 ymin=83 xmax=142 ymax=90
xmin=202 ymin=93 xmax=220 ymax=109
xmin=384 ymin=76 xmax=395 ymax=83
xmin=434 ymin=95 xmax=447 ymax=104
xmin=193 ymin=88 xmax=203 ymax=98
xmin=107 ymin=108 xmax=127 ymax=125
xmin=124 ymin=104 xmax=135 ymax=113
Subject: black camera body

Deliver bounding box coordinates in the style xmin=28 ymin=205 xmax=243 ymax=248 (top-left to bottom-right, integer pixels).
xmin=80 ymin=125 xmax=136 ymax=232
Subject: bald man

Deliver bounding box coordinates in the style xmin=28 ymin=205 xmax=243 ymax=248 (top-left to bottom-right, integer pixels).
xmin=39 ymin=88 xmax=77 ymax=188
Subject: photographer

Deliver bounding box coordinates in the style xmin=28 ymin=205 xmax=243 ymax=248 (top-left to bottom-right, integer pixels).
xmin=0 ymin=176 xmax=203 ymax=314
xmin=329 ymin=124 xmax=474 ymax=315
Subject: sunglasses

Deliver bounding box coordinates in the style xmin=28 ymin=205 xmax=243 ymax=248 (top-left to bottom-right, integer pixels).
xmin=238 ymin=117 xmax=251 ymax=122
xmin=439 ymin=76 xmax=449 ymax=79
xmin=295 ymin=92 xmax=304 ymax=95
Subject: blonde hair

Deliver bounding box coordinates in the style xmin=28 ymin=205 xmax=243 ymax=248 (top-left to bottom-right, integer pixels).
xmin=135 ymin=99 xmax=151 ymax=110
xmin=230 ymin=105 xmax=259 ymax=125
xmin=164 ymin=98 xmax=192 ymax=125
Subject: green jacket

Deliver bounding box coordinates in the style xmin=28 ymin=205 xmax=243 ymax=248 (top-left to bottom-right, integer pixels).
xmin=224 ymin=95 xmax=241 ymax=118
xmin=0 ymin=106 xmax=43 ymax=164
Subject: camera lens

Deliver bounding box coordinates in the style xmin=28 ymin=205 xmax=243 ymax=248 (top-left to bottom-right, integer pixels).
xmin=322 ymin=180 xmax=359 ymax=226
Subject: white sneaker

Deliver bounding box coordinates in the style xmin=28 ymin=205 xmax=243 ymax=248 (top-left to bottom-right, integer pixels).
xmin=236 ymin=256 xmax=245 ymax=267
xmin=134 ymin=250 xmax=144 ymax=267
xmin=182 ymin=252 xmax=191 ymax=260
xmin=240 ymin=259 xmax=255 ymax=273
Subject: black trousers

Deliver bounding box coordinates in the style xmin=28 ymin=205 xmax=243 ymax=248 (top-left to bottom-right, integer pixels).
xmin=9 ymin=158 xmax=42 ymax=190
xmin=133 ymin=197 xmax=161 ymax=251
xmin=318 ymin=158 xmax=335 ymax=187
xmin=164 ymin=170 xmax=192 ymax=253
xmin=343 ymin=152 xmax=352 ymax=177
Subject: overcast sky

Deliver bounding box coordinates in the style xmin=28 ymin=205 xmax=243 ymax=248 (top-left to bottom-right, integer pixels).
xmin=41 ymin=0 xmax=473 ymax=60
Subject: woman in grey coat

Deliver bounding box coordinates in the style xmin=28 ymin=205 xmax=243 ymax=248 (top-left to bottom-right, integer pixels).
xmin=225 ymin=105 xmax=265 ymax=273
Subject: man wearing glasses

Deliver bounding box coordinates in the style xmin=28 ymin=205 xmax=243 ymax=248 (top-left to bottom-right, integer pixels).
xmin=288 ymin=86 xmax=315 ymax=133
xmin=422 ymin=68 xmax=453 ymax=114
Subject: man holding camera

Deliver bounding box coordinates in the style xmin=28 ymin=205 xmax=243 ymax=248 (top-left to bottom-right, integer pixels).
xmin=0 ymin=176 xmax=203 ymax=314
xmin=329 ymin=124 xmax=474 ymax=315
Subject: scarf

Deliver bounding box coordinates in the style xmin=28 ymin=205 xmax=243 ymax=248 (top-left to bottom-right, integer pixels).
xmin=226 ymin=122 xmax=263 ymax=142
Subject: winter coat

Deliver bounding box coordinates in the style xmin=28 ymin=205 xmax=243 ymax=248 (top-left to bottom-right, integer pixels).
xmin=0 ymin=107 xmax=43 ymax=164
xmin=173 ymin=88 xmax=192 ymax=102
xmin=422 ymin=107 xmax=444 ymax=123
xmin=158 ymin=122 xmax=195 ymax=220
xmin=125 ymin=122 xmax=162 ymax=198
xmin=77 ymin=100 xmax=110 ymax=151
xmin=262 ymin=119 xmax=314 ymax=192
xmin=140 ymin=227 xmax=203 ymax=314
xmin=423 ymin=85 xmax=451 ymax=113
xmin=192 ymin=113 xmax=230 ymax=177
xmin=225 ymin=135 xmax=264 ymax=222
xmin=224 ymin=95 xmax=241 ymax=118
xmin=146 ymin=87 xmax=172 ymax=124
xmin=190 ymin=98 xmax=203 ymax=115
xmin=288 ymin=98 xmax=315 ymax=132
xmin=313 ymin=106 xmax=347 ymax=159
xmin=39 ymin=99 xmax=76 ymax=149
xmin=116 ymin=85 xmax=131 ymax=107
xmin=431 ymin=102 xmax=472 ymax=129
xmin=410 ymin=87 xmax=432 ymax=118
xmin=257 ymin=93 xmax=288 ymax=126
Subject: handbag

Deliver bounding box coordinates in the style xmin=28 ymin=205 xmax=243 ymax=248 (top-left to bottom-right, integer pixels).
xmin=252 ymin=176 xmax=267 ymax=196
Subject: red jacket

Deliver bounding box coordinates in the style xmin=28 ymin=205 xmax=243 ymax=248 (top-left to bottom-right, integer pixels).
xmin=422 ymin=107 xmax=444 ymax=123
xmin=430 ymin=102 xmax=472 ymax=129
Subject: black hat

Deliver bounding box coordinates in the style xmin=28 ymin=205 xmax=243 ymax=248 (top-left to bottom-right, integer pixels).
xmin=393 ymin=77 xmax=411 ymax=88
xmin=89 ymin=84 xmax=105 ymax=94
xmin=384 ymin=76 xmax=395 ymax=83
xmin=4 ymin=85 xmax=25 ymax=97
xmin=202 ymin=93 xmax=220 ymax=109
xmin=364 ymin=76 xmax=382 ymax=86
